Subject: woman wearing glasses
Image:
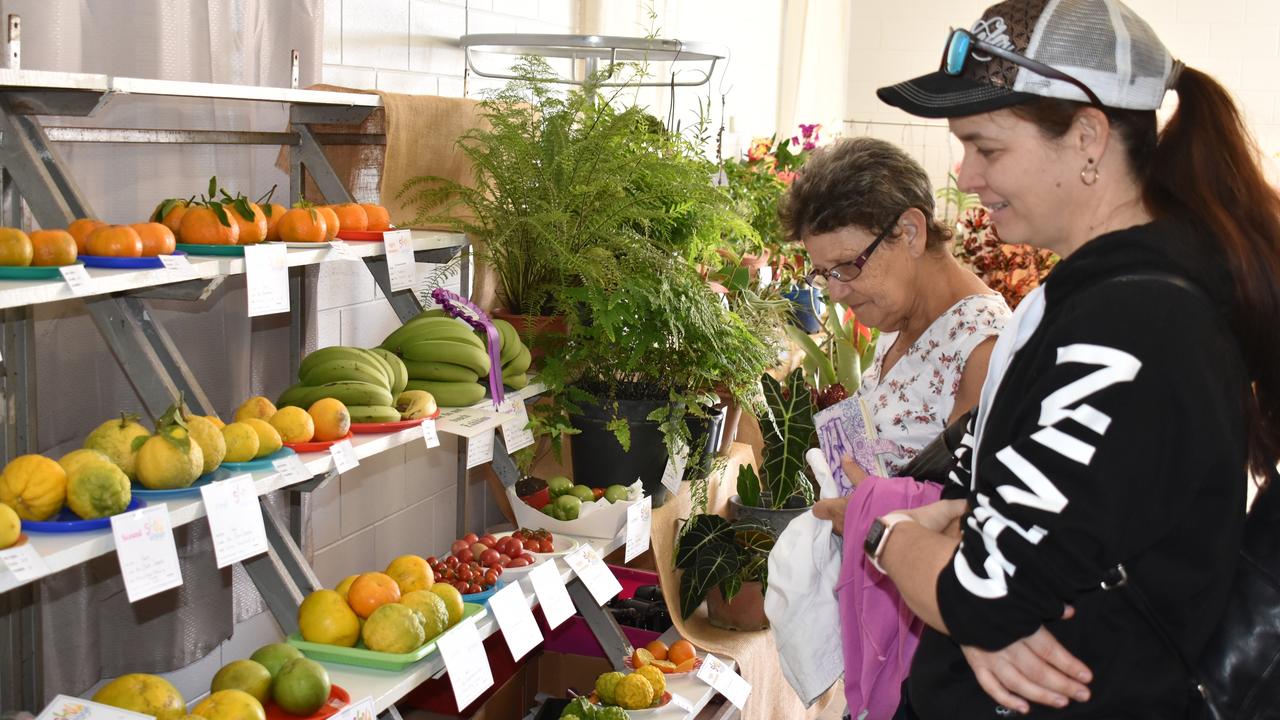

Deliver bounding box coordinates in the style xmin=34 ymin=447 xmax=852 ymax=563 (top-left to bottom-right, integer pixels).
xmin=863 ymin=0 xmax=1280 ymax=717
xmin=783 ymin=136 xmax=1009 ymax=482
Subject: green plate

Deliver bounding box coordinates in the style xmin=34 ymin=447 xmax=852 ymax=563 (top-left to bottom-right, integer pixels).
xmin=0 ymin=262 xmax=84 ymax=280
xmin=286 ymin=602 xmax=484 ymax=671
xmin=174 ymin=243 xmax=244 ymax=256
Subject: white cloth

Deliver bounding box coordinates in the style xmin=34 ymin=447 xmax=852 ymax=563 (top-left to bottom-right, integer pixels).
xmin=766 ymin=451 xmax=845 ymax=706
xmin=857 ymin=293 xmax=1009 ymax=474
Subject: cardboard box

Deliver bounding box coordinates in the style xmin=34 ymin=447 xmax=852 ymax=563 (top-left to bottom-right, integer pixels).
xmin=506 ymin=485 xmax=638 ymax=539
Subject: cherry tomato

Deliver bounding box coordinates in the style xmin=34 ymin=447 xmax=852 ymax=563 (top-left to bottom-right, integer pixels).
xmin=479 ymin=533 xmax=497 ymax=548
xmin=445 ymin=555 xmax=459 ymax=568
xmin=541 ymin=540 xmax=555 ymax=553
xmin=453 ymin=580 xmax=469 ymax=593
xmin=506 ymin=538 xmax=523 ymax=555
xmin=498 ymin=554 xmax=512 ymax=567
xmin=450 ymin=539 xmax=469 ymax=555
xmin=456 ymin=548 xmax=473 ymax=564
xmin=484 ymin=570 xmax=499 ymax=585
xmin=480 ymin=549 xmax=501 ymax=565
xmin=491 ymin=565 xmax=503 ymax=577
xmin=467 ymin=583 xmax=483 ymax=594
xmin=508 ymin=557 xmax=531 ymax=567
xmin=425 ymin=556 xmax=437 ymax=565
xmin=463 ymin=532 xmax=478 ymax=544
xmin=521 ymin=552 xmax=536 ymax=562
xmin=592 ymin=487 xmax=605 ymax=500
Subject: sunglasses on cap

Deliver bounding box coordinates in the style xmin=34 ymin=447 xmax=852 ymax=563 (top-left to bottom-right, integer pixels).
xmin=941 ymin=27 xmax=1102 ymax=107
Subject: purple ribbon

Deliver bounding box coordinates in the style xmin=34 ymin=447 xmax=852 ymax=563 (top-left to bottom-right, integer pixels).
xmin=430 ymin=288 xmax=505 ymax=408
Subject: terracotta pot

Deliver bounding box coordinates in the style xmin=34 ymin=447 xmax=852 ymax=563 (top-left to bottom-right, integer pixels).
xmin=707 ymin=581 xmax=769 ymax=631
xmin=489 ymin=310 xmax=568 ymax=368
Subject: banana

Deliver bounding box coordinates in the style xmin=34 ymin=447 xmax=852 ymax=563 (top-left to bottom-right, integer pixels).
xmin=298 ymin=346 xmax=371 ymax=381
xmin=359 ymin=348 xmax=395 ymax=388
xmin=412 ymin=308 xmax=450 ymax=321
xmin=402 ymin=359 xmax=481 ymax=383
xmin=405 ymin=379 xmax=486 ymax=407
xmin=311 ymin=380 xmax=394 ymax=408
xmin=381 ymin=317 xmax=483 ymax=353
xmin=502 ymin=370 xmax=530 ymax=390
xmin=369 ymin=348 xmax=409 ymax=395
xmin=495 ymin=319 xmax=523 ymax=365
xmin=276 ymin=383 xmax=315 ymax=408
xmin=347 ymin=405 xmax=402 ymax=424
xmin=502 ymin=345 xmax=532 ymax=376
xmin=301 ymin=357 xmax=390 ymax=389
xmin=401 ymin=340 xmax=491 ymax=375
xmin=395 ymin=390 xmax=437 ymax=420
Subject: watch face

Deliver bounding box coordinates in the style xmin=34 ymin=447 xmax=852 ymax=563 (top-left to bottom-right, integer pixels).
xmin=864 ymin=518 xmax=887 ymax=557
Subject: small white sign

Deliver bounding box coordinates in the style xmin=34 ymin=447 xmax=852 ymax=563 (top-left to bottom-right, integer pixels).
xmin=564 ymin=544 xmax=623 ymax=606
xmin=527 ymin=560 xmax=575 ymax=630
xmin=329 ymin=439 xmax=360 ymax=473
xmin=110 ymin=505 xmax=183 ymax=602
xmin=244 ymin=243 xmax=290 ymax=317
xmin=661 ymin=441 xmax=691 ymax=496
xmin=201 ymin=474 xmax=268 ymax=568
xmin=625 ymin=495 xmax=653 ymax=563
xmin=697 ymin=653 xmax=752 ymax=710
xmin=0 ymin=542 xmax=50 ymax=583
xmin=421 ymin=419 xmax=441 ymax=449
xmin=498 ymin=399 xmax=535 ymax=453
xmin=327 ymin=240 xmax=357 ymax=261
xmin=328 ymin=696 xmax=375 ymax=720
xmin=157 ymin=254 xmax=196 ymax=276
xmin=436 ymin=617 xmax=494 ymax=710
xmin=272 ymin=454 xmax=312 ymax=484
xmin=59 ymin=265 xmax=92 ymax=296
xmin=669 ymin=693 xmax=695 ymax=712
xmin=466 ymin=428 xmax=495 ymax=469
xmin=383 ymin=229 xmax=416 ymax=291
xmin=36 ymin=695 xmax=153 ymax=720
xmin=487 ymin=581 xmax=543 ymax=661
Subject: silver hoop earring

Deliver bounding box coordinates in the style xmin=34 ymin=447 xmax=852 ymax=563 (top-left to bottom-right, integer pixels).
xmin=1081 ymin=165 xmax=1100 ymax=186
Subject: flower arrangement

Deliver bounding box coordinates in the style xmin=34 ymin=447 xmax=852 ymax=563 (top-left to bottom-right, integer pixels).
xmin=952 ymin=204 xmax=1059 ymax=308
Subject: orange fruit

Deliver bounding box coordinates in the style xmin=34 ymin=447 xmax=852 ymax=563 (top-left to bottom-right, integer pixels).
xmin=130 ymin=223 xmax=176 ymax=257
xmin=345 ymin=571 xmax=400 ymax=618
xmin=361 ymin=204 xmax=391 ymax=231
xmin=223 ymin=201 xmax=268 ymax=245
xmin=631 ymin=647 xmax=655 ymax=669
xmin=650 ymin=659 xmax=678 ymax=673
xmin=0 ymin=228 xmax=32 ymax=266
xmin=263 ymin=203 xmax=287 ymax=241
xmin=668 ymin=639 xmax=696 ymax=666
xmin=151 ymin=199 xmax=189 ymax=236
xmin=179 ymin=206 xmax=239 ymax=245
xmin=673 ymin=657 xmax=697 ymax=673
xmin=385 ymin=554 xmax=434 ymax=594
xmin=331 ymin=204 xmax=368 ymax=232
xmin=308 ymin=398 xmax=350 ymax=441
xmin=86 ymin=225 xmax=143 ymax=257
xmin=67 ymin=218 xmax=106 ymax=254
xmin=277 ymin=208 xmax=327 ymax=243
xmin=644 ymin=639 xmax=669 ymax=661
xmin=316 ymin=206 xmax=340 ymax=240
xmin=29 ymin=229 xmax=77 ymax=266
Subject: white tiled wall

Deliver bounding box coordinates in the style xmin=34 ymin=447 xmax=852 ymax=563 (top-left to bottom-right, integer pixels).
xmin=846 ymin=0 xmax=1280 ymax=187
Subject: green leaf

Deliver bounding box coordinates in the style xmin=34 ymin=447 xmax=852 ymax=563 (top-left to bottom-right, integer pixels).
xmin=151 ymin=198 xmax=178 ymax=223
xmin=785 ymin=325 xmax=835 ymax=388
xmin=679 ymin=539 xmax=739 ymax=619
xmin=674 ymin=513 xmax=732 ymax=569
xmin=605 ymin=416 xmax=631 ymax=452
xmin=760 ymin=369 xmax=816 ymax=508
xmin=210 ymin=202 xmax=232 ymax=228
xmin=207 ymin=176 xmax=217 ymax=199
xmin=130 ymin=435 xmax=149 ymax=453
xmin=736 ymin=463 xmax=761 ymax=507
xmin=234 ymin=197 xmax=254 ymax=222
xmin=719 ymin=573 xmax=743 ymax=605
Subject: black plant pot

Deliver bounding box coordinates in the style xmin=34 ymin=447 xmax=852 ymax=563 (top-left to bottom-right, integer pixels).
xmin=569 ymin=399 xmax=726 ymax=508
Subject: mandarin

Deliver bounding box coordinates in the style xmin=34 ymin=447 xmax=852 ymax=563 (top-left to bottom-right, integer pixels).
xmin=0 ymin=228 xmax=32 ymax=266
xmin=277 ymin=208 xmax=327 ymax=243
xmin=130 ymin=223 xmax=176 ymax=257
xmin=263 ymin=203 xmax=288 ymax=242
xmin=179 ymin=206 xmax=239 ymax=245
xmin=667 ymin=639 xmax=696 ymax=666
xmin=316 ymin=206 xmax=339 ymax=240
xmin=29 ymin=229 xmax=77 ymax=266
xmin=346 ymin=572 xmax=401 ymax=618
xmin=361 ymin=204 xmax=391 ymax=231
xmin=224 ymin=201 xmax=268 ymax=245
xmin=151 ymin=199 xmax=189 ymax=236
xmin=67 ymin=218 xmax=106 ymax=254
xmin=644 ymin=639 xmax=669 ymax=661
xmin=331 ymin=203 xmax=368 ymax=232
xmin=86 ymin=225 xmax=143 ymax=257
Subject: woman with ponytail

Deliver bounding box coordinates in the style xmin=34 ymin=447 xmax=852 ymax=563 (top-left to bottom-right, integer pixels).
xmin=834 ymin=0 xmax=1280 ymax=717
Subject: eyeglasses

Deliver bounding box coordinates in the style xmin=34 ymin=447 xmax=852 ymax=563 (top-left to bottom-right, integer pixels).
xmin=806 ymin=217 xmax=899 ymax=288
xmin=941 ymin=28 xmax=1102 ymax=107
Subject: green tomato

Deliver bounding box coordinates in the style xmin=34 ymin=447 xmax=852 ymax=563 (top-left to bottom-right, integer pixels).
xmin=547 ymin=475 xmax=573 ymax=497
xmin=604 ymin=485 xmax=629 ymax=504
xmin=569 ymin=485 xmax=595 ymax=502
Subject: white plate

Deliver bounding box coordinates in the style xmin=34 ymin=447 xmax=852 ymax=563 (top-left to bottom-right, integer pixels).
xmin=589 ymin=691 xmax=675 ymax=717
xmin=492 ymin=552 xmax=547 ymax=580
xmin=623 ymin=655 xmax=704 ymax=678
xmin=493 ymin=530 xmax=580 ymax=558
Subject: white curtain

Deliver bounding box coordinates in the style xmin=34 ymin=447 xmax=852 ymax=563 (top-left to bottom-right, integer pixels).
xmin=775 ymin=0 xmax=848 ymax=138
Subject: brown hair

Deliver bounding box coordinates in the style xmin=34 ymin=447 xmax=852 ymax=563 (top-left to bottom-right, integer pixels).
xmin=1012 ymin=68 xmax=1280 ymax=477
xmin=781 ymin=136 xmax=951 ymax=249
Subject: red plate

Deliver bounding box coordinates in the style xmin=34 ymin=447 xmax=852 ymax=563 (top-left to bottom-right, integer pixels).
xmin=336 ymin=229 xmax=393 ymax=241
xmin=265 ymin=683 xmax=350 ymax=720
xmin=283 ymin=431 xmax=354 ymax=453
xmin=350 ymin=408 xmax=441 ymax=434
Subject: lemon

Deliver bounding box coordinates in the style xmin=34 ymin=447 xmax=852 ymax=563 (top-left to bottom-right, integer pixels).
xmin=334 ymin=574 xmax=358 ymax=601
xmin=361 ymin=603 xmax=427 ymax=653
xmin=66 ymin=461 xmax=131 ymax=519
xmin=58 ymin=448 xmax=112 ymax=476
xmin=243 ymin=418 xmax=282 ymax=459
xmin=135 ymin=427 xmax=204 ymax=490
xmin=205 ymin=415 xmax=226 ymax=429
xmin=269 ymin=406 xmax=315 ymax=444
xmin=222 ymin=422 xmax=261 ymax=463
xmin=84 ymin=414 xmax=151 ymax=481
xmin=400 ymin=590 xmax=449 ymax=640
xmin=234 ymin=396 xmax=278 ymax=423
xmin=428 ymin=583 xmax=465 ymax=627
xmin=185 ymin=415 xmax=227 ymax=474
xmin=614 ymin=673 xmax=655 ymax=710
xmin=298 ymin=589 xmax=360 ymax=647
xmin=0 ymin=503 xmax=20 ymax=548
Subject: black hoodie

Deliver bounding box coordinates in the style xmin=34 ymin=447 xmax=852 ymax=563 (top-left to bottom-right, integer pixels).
xmin=907 ymin=219 xmax=1250 ymax=718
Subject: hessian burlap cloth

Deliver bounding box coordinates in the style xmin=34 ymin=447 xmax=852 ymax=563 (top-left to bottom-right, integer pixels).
xmin=652 ymin=442 xmax=845 ymax=719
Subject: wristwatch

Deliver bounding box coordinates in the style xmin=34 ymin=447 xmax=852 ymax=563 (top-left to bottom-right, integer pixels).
xmin=864 ymin=512 xmax=914 ymax=574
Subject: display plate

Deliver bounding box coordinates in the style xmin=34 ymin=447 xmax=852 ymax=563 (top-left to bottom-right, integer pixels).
xmin=282 ymin=241 xmax=333 ymax=248
xmin=78 ymin=251 xmax=187 ymax=269
xmin=220 ymin=447 xmax=297 ymax=473
xmin=589 ymin=691 xmax=674 ymax=716
xmin=623 ymin=655 xmax=704 ymax=677
xmin=0 ymin=262 xmax=84 ymax=280
xmin=130 ymin=468 xmax=224 ymax=500
xmin=286 ymin=602 xmax=484 ymax=671
xmin=493 ymin=530 xmax=580 ymax=559
xmin=336 ymin=229 xmax=392 ymax=241
xmin=283 ymin=432 xmax=354 ymax=453
xmin=461 ymin=578 xmax=505 ymax=605
xmin=22 ymin=497 xmax=146 ymax=533
xmin=264 ymin=683 xmax=350 ymax=720
xmin=174 ymin=243 xmax=243 ymax=256
xmin=349 ymin=409 xmax=440 ymax=434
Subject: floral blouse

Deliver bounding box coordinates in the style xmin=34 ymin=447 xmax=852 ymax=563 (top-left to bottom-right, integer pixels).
xmin=856 ymin=293 xmax=1009 ymax=474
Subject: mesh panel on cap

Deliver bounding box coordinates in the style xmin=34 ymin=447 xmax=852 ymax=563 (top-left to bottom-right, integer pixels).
xmin=962 ymin=0 xmax=1052 ymax=90
xmin=1032 ymin=0 xmax=1118 ymax=72
xmin=1118 ymin=3 xmax=1168 ymax=82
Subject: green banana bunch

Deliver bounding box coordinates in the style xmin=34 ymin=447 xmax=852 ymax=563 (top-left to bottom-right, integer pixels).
xmin=405 ymin=379 xmax=486 ymax=407
xmin=347 ymin=405 xmax=402 ymax=424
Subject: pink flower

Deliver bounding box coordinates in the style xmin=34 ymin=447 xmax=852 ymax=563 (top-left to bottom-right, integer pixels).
xmin=799 ymin=123 xmax=821 ymax=139
xmin=776 ymin=170 xmax=797 ymax=185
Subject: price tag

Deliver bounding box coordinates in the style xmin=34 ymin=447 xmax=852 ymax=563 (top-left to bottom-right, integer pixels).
xmin=421 ymin=418 xmax=440 ymax=449
xmin=110 ymin=505 xmax=183 ymax=603
xmin=327 ymin=240 xmax=357 ymax=261
xmin=661 ymin=441 xmax=690 ymax=496
xmin=625 ymin=495 xmax=653 ymax=563
xmin=244 ymin=243 xmax=290 ymax=317
xmin=328 ymin=696 xmax=375 ymax=720
xmin=383 ymin=229 xmax=417 ymax=291
xmin=564 ymin=544 xmax=623 ymax=606
xmin=36 ymin=695 xmax=153 ymax=720
xmin=201 ymin=474 xmax=268 ymax=568
xmin=157 ymin=254 xmax=196 ymax=277
xmin=0 ymin=542 xmax=50 ymax=583
xmin=527 ymin=560 xmax=574 ymax=630
xmin=487 ymin=581 xmax=543 ymax=660
xmin=697 ymin=653 xmax=752 ymax=710
xmin=465 ymin=428 xmax=495 ymax=468
xmin=59 ymin=264 xmax=92 ymax=296
xmin=498 ymin=398 xmax=534 ymax=452
xmin=436 ymin=617 xmax=494 ymax=709
xmin=272 ymin=453 xmax=313 ymax=484
xmin=329 ymin=439 xmax=360 ymax=473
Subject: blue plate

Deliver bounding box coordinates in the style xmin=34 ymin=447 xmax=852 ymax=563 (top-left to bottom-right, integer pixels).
xmin=220 ymin=447 xmax=297 ymax=473
xmin=78 ymin=251 xmax=187 ymax=270
xmin=22 ymin=497 xmax=146 ymax=533
xmin=130 ymin=468 xmax=226 ymax=500
xmin=462 ymin=579 xmax=505 ymax=605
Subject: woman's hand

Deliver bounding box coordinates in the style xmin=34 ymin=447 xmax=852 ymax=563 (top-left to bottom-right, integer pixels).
xmin=840 ymin=455 xmax=868 ymax=488
xmin=813 ymin=496 xmax=851 ymax=535
xmin=903 ymin=498 xmax=969 ymax=533
xmin=960 ymin=609 xmax=1093 ymax=714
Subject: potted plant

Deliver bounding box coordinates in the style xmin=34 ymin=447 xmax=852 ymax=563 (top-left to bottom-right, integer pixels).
xmin=674 ymin=513 xmax=776 ymax=630
xmin=787 ymin=303 xmax=879 ymax=399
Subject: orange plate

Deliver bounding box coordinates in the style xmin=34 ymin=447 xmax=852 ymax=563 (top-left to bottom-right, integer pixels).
xmin=283 ymin=431 xmax=354 ymax=453
xmin=264 ymin=684 xmax=350 ymax=720
xmin=350 ymin=408 xmax=441 ymax=434
xmin=336 ymin=229 xmax=388 ymax=241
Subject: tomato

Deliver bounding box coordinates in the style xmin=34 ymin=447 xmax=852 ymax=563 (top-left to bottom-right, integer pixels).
xmin=508 ymin=557 xmax=531 ymax=567
xmin=480 ymin=549 xmax=500 ymax=565
xmin=484 ymin=570 xmax=499 ymax=585
xmin=506 ymin=538 xmax=523 ymax=555
xmin=479 ymin=534 xmax=497 ymax=548
xmin=457 ymin=548 xmax=473 ymax=564
xmin=451 ymin=539 xmax=469 ymax=555
xmin=541 ymin=540 xmax=555 ymax=553
xmin=467 ymin=583 xmax=483 ymax=594
xmin=445 ymin=556 xmax=459 ymax=568
xmin=453 ymin=580 xmax=469 ymax=593
xmin=463 ymin=532 xmax=478 ymax=544
xmin=470 ymin=543 xmax=488 ymax=558
xmin=498 ymin=554 xmax=512 ymax=567
xmin=521 ymin=552 xmax=536 ymax=562
xmin=592 ymin=487 xmax=605 ymax=500
xmin=425 ymin=556 xmax=437 ymax=565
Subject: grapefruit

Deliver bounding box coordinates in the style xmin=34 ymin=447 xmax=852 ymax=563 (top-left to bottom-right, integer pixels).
xmin=191 ymin=689 xmax=265 ymax=720
xmin=211 ymin=659 xmax=273 ymax=704
xmin=272 ymin=658 xmax=331 ymax=716
xmin=249 ymin=643 xmax=303 ymax=679
xmin=298 ymin=589 xmax=360 ymax=647
xmin=361 ymin=603 xmax=427 ymax=653
xmin=92 ymin=673 xmax=186 ymax=720
xmin=385 ymin=554 xmax=434 ymax=594
xmin=0 ymin=228 xmax=32 ymax=266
